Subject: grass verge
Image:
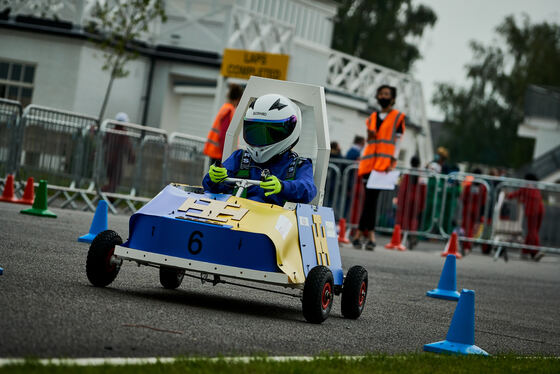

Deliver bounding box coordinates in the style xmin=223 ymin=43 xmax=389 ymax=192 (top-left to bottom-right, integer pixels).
xmin=1 ymin=354 xmax=559 ymax=374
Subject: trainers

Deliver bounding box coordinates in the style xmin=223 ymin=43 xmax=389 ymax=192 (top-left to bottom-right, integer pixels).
xmin=365 ymin=240 xmax=376 ymax=251
xmin=534 ymin=252 xmax=545 ymax=262
xmin=352 ymin=238 xmax=362 ymax=249
xmin=408 ymin=236 xmax=419 ymax=250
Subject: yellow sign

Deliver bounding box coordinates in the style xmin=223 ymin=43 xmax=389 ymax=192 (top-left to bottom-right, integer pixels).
xmin=220 ymin=49 xmax=290 ymax=80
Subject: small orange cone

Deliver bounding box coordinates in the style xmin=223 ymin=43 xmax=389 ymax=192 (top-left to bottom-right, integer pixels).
xmin=16 ymin=177 xmax=34 ymax=205
xmin=0 ymin=174 xmax=18 ymax=203
xmin=385 ymin=224 xmax=406 ymax=251
xmin=441 ymin=232 xmax=462 ymax=259
xmin=338 ymin=218 xmax=350 ymax=244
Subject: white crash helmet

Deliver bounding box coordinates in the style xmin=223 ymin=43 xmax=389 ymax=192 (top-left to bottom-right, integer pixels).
xmin=243 ymin=94 xmax=302 ymax=163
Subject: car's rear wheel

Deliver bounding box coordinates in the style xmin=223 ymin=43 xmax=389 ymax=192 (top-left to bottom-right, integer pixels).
xmin=86 ymin=230 xmax=122 ymax=287
xmin=302 ymin=266 xmax=334 ymax=324
xmin=341 ymin=265 xmax=368 ymax=319
xmin=159 ymin=266 xmax=185 ymax=289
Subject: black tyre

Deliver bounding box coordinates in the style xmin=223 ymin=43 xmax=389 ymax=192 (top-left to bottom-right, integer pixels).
xmin=302 ymin=266 xmax=334 ymax=324
xmin=159 ymin=266 xmax=185 ymax=289
xmin=86 ymin=230 xmax=122 ymax=287
xmin=341 ymin=265 xmax=368 ymax=319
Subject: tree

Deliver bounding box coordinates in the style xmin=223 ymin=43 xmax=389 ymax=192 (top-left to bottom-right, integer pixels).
xmin=332 ymin=0 xmax=437 ymax=72
xmin=433 ymin=15 xmax=560 ymax=168
xmin=86 ymin=0 xmax=166 ymax=121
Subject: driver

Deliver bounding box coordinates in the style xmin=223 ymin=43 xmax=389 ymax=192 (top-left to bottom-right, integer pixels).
xmin=202 ymin=93 xmax=317 ymax=205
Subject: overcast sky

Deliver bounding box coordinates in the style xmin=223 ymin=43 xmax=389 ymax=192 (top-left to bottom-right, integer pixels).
xmin=411 ymin=0 xmax=560 ymax=120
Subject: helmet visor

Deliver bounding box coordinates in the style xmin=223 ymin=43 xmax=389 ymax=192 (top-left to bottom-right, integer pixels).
xmin=243 ymin=116 xmax=297 ymax=147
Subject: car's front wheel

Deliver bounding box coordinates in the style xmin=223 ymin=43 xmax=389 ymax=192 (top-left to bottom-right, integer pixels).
xmin=86 ymin=230 xmax=122 ymax=287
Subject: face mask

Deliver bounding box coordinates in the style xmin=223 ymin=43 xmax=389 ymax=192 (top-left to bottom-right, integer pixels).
xmin=377 ymin=97 xmax=392 ymax=108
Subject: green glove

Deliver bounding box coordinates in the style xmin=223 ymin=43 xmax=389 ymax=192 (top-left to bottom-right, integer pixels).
xmin=209 ymin=164 xmax=228 ymax=183
xmin=260 ymin=175 xmax=282 ymax=197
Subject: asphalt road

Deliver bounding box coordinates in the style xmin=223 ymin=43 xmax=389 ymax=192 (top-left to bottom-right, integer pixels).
xmin=0 ymin=201 xmax=559 ymax=358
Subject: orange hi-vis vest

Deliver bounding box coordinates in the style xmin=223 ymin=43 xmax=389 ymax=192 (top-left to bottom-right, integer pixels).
xmin=204 ymin=102 xmax=235 ymax=160
xmin=358 ymin=109 xmax=405 ymax=176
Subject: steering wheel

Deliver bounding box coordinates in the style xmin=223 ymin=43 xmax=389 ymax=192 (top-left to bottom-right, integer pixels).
xmin=224 ymin=177 xmax=262 ymax=197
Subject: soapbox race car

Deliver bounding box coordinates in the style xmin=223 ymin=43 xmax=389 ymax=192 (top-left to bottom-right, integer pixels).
xmin=84 ymin=77 xmax=368 ymax=323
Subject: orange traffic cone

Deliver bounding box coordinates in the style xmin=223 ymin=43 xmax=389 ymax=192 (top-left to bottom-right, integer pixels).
xmin=0 ymin=174 xmax=18 ymax=203
xmin=441 ymin=232 xmax=462 ymax=259
xmin=16 ymin=177 xmax=34 ymax=205
xmin=338 ymin=218 xmax=350 ymax=244
xmin=385 ymin=224 xmax=406 ymax=251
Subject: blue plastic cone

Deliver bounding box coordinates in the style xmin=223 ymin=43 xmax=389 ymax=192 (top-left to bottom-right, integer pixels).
xmin=424 ymin=289 xmax=489 ymax=355
xmin=427 ymin=254 xmax=461 ymax=301
xmin=78 ymin=200 xmax=108 ymax=243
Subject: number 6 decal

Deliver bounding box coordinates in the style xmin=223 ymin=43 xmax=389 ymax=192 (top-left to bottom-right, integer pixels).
xmin=188 ymin=231 xmax=203 ymax=255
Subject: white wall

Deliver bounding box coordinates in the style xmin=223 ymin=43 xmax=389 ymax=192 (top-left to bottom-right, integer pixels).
xmin=0 ymin=29 xmax=81 ymax=111
xmin=0 ymin=29 xmax=150 ymax=123
xmin=326 ymin=100 xmax=367 ymax=154
xmin=288 ymin=41 xmax=330 ymax=86
xmin=1 ymin=19 xmax=433 ymax=168
xmin=518 ymin=117 xmax=560 ymax=159
xmin=72 ymin=44 xmax=149 ymax=123
xmin=157 ymin=62 xmax=220 ymax=133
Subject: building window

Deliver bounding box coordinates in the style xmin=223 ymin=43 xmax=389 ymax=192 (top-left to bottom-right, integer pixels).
xmin=0 ymin=61 xmax=35 ymax=107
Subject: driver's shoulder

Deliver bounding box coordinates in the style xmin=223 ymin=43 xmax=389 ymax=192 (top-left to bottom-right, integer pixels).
xmin=288 ymin=151 xmax=311 ymax=165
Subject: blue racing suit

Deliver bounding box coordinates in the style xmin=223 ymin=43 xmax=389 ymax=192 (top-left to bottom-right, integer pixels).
xmin=202 ymin=149 xmax=317 ymax=205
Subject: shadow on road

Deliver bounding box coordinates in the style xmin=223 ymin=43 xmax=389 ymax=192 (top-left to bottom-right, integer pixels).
xmin=82 ymin=283 xmax=306 ymax=323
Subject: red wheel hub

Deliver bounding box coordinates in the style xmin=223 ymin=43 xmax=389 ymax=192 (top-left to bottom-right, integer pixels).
xmin=105 ymin=246 xmax=116 ymax=272
xmin=358 ymin=281 xmax=366 ymax=307
xmin=321 ymin=282 xmax=332 ymax=310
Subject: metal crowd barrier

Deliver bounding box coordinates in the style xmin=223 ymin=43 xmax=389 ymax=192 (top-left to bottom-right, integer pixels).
xmin=327 ymin=159 xmax=358 ymax=220
xmin=0 ymin=99 xmax=23 ymax=176
xmin=439 ymin=173 xmax=493 ymax=251
xmin=340 ymin=166 xmax=443 ymax=248
xmin=167 ymin=132 xmax=208 ymax=187
xmin=0 ymin=103 xmax=208 ymax=214
xmin=331 ymin=161 xmax=439 ymax=236
xmin=17 ymin=105 xmax=99 ymax=187
xmin=337 ymin=167 xmax=560 ymax=256
xmin=383 ymin=168 xmax=441 ymax=248
xmin=93 ymin=120 xmax=168 ymax=214
xmin=476 ymin=174 xmax=559 ymax=257
xmin=323 ymin=162 xmax=342 ymax=217
xmin=13 ymin=105 xmax=100 ymax=211
xmin=4 ymin=103 xmax=559 ymax=257
xmin=437 ymin=173 xmax=560 ymax=256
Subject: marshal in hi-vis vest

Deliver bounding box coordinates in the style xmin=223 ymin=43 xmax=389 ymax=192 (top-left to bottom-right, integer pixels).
xmin=204 ymin=102 xmax=235 ymax=160
xmin=358 ymin=109 xmax=405 ymax=176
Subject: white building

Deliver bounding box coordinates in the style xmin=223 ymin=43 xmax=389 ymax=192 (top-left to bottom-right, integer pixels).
xmin=0 ymin=0 xmax=433 ymax=165
xmin=517 ymin=85 xmax=560 ymax=183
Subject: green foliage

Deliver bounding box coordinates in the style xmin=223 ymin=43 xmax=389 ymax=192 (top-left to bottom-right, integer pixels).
xmin=2 ymin=354 xmax=560 ymax=374
xmin=88 ymin=0 xmax=166 ymax=77
xmin=86 ymin=0 xmax=166 ymax=119
xmin=332 ymin=0 xmax=437 ymax=72
xmin=433 ymin=15 xmax=560 ymax=168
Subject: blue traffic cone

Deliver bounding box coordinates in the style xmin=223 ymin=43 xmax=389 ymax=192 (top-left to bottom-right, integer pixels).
xmin=78 ymin=200 xmax=108 ymax=243
xmin=427 ymin=254 xmax=460 ymax=301
xmin=424 ymin=289 xmax=489 ymax=355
